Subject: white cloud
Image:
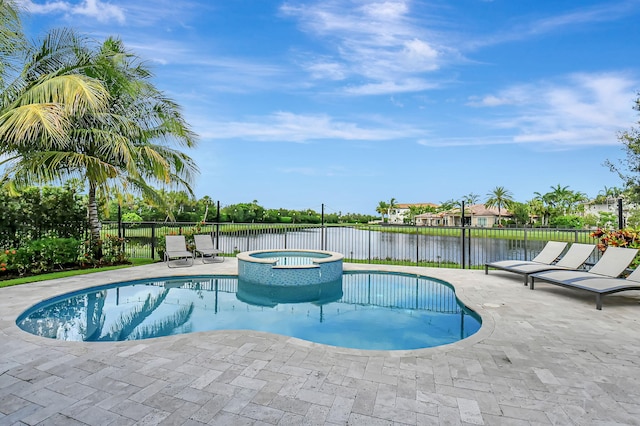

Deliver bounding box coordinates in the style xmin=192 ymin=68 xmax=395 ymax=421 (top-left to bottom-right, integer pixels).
xmin=20 ymin=0 xmax=126 ymax=24
xmin=466 ymin=95 xmax=513 ymax=107
xmin=528 ymin=2 xmax=637 ymax=34
xmin=467 ymin=72 xmax=638 ymax=147
xmin=280 ymin=0 xmax=454 ymax=95
xmin=196 ymin=111 xmax=421 ymax=142
xmin=304 ymin=60 xmax=347 ymax=81
xmin=344 ymin=78 xmax=438 ymax=95
xmin=468 ymin=1 xmax=640 ymax=49
xmin=417 ymin=135 xmax=513 ymax=147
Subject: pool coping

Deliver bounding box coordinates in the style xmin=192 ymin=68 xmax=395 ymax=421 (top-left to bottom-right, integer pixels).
xmin=236 ymin=249 xmax=344 ymax=266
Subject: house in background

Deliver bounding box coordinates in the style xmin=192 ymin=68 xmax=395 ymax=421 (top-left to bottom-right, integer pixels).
xmin=388 ymin=203 xmax=439 ymax=224
xmin=414 ymin=211 xmax=447 ymax=226
xmin=581 ymin=198 xmax=634 ymax=228
xmin=415 ymin=204 xmax=512 ymax=227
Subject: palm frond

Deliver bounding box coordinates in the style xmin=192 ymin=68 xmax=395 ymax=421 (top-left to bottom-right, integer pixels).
xmin=0 ymin=102 xmax=68 ymax=149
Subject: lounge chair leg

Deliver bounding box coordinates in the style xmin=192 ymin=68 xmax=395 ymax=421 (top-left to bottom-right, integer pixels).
xmin=485 ymin=265 xmax=488 ymax=275
xmin=523 ymin=275 xmax=529 ymax=286
xmin=596 ymin=295 xmax=602 ymax=310
xmin=529 ymin=277 xmax=535 ymax=290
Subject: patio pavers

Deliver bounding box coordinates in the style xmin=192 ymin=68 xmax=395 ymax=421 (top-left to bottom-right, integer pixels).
xmin=1 ymin=259 xmax=640 ymax=425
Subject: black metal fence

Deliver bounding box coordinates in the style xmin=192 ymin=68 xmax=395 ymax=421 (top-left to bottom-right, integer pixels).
xmin=102 ymin=222 xmax=602 ymax=269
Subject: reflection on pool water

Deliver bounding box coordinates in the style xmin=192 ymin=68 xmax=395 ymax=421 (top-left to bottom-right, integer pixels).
xmin=17 ymin=272 xmax=481 ymax=350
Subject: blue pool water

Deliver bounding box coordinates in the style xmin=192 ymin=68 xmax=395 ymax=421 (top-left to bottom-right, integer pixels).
xmin=16 ymin=272 xmax=481 ymax=350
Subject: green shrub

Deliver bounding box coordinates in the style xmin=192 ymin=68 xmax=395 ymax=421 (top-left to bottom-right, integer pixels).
xmin=549 ymin=215 xmax=584 ymax=229
xmin=2 ymin=238 xmax=81 ymax=275
xmin=80 ymin=234 xmax=128 ymax=266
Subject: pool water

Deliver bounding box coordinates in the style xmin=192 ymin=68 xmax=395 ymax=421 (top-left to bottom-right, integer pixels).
xmin=17 ymin=272 xmax=481 ymax=350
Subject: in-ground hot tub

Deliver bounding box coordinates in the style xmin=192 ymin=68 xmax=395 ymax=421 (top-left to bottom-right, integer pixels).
xmin=236 ymin=249 xmax=344 ymax=286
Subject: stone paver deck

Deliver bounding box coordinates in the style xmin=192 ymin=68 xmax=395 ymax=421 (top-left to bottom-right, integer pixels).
xmin=2 ymin=259 xmax=640 ymax=425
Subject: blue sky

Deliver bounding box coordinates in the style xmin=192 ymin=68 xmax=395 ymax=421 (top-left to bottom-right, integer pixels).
xmin=18 ymin=0 xmax=640 ymax=215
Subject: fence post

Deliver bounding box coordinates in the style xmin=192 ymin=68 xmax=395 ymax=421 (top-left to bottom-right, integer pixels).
xmin=415 ymin=226 xmax=419 ymax=267
xmin=523 ymin=228 xmax=528 ymax=261
xmin=368 ymin=228 xmax=372 ymax=263
xmin=215 ymin=201 xmax=221 ymax=250
xmin=151 ymin=223 xmax=156 ymax=260
xmin=321 ymin=204 xmax=325 ymax=250
xmin=618 ymin=198 xmax=624 ymax=229
xmin=121 ymin=223 xmax=126 ymax=258
xmin=467 ymin=227 xmax=471 ymax=268
xmin=117 ymin=205 xmax=122 ymax=239
xmin=461 ymin=202 xmax=466 ymax=269
xmin=461 ymin=227 xmax=466 ymax=269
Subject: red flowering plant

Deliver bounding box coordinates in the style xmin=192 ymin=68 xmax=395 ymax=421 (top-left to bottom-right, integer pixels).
xmin=0 ymin=249 xmax=17 ymax=275
xmin=590 ymin=228 xmax=640 ymax=269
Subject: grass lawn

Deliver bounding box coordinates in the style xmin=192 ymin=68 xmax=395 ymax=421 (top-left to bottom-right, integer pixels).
xmin=0 ymin=258 xmax=157 ymax=288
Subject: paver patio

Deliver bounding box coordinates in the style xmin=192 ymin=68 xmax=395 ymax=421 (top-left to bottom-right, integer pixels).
xmin=1 ymin=259 xmax=640 ymax=425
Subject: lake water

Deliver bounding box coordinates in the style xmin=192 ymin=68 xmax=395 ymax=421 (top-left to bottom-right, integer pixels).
xmin=216 ymin=227 xmax=553 ymax=267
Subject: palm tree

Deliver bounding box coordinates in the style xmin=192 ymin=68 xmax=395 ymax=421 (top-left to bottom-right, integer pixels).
xmin=376 ymin=201 xmax=389 ymax=222
xmin=462 ymin=193 xmax=480 ymax=206
xmin=485 ymin=186 xmax=514 ymax=225
xmin=0 ymin=28 xmax=110 ymax=190
xmin=0 ymin=0 xmax=27 ymax=85
xmin=438 ymin=199 xmax=457 ymax=212
xmin=200 ymin=196 xmax=213 ymax=222
xmin=387 ymin=197 xmax=398 ymax=222
xmin=79 ymin=38 xmax=197 ymax=246
xmin=2 ymin=35 xmax=198 ymax=256
xmin=547 ymin=184 xmax=573 ymax=214
xmin=596 ymin=186 xmax=624 ymax=205
xmin=528 ymin=197 xmax=547 ymax=226
xmin=532 ymin=191 xmax=554 ymax=226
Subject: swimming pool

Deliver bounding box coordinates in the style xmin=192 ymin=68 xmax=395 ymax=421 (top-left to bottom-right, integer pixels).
xmin=16 ymin=271 xmax=481 ymax=350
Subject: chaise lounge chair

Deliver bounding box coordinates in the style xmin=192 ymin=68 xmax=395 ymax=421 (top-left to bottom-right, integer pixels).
xmin=193 ymin=234 xmax=224 ymax=263
xmin=528 ymin=246 xmax=639 ymax=309
xmin=485 ymin=240 xmax=567 ymax=275
xmin=164 ymin=235 xmax=194 ymax=268
xmin=485 ymin=242 xmax=595 ymax=285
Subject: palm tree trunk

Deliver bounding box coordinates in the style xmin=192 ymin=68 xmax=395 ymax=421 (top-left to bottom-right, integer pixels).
xmin=87 ymin=181 xmax=102 ymax=259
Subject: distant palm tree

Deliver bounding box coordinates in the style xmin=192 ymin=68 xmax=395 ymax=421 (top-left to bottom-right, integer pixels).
xmin=438 ymin=199 xmax=458 ymax=212
xmin=528 ymin=197 xmax=548 ymax=226
xmin=200 ymin=196 xmax=213 ymax=221
xmin=387 ymin=198 xmax=398 ymax=222
xmin=485 ymin=186 xmax=514 ymax=225
xmin=596 ymin=186 xmax=624 ymax=205
xmin=376 ymin=201 xmax=389 ymax=222
xmin=462 ymin=193 xmax=480 ymax=206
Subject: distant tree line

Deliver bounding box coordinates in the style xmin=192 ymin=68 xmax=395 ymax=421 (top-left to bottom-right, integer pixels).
xmin=106 ymin=193 xmax=377 ymax=224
